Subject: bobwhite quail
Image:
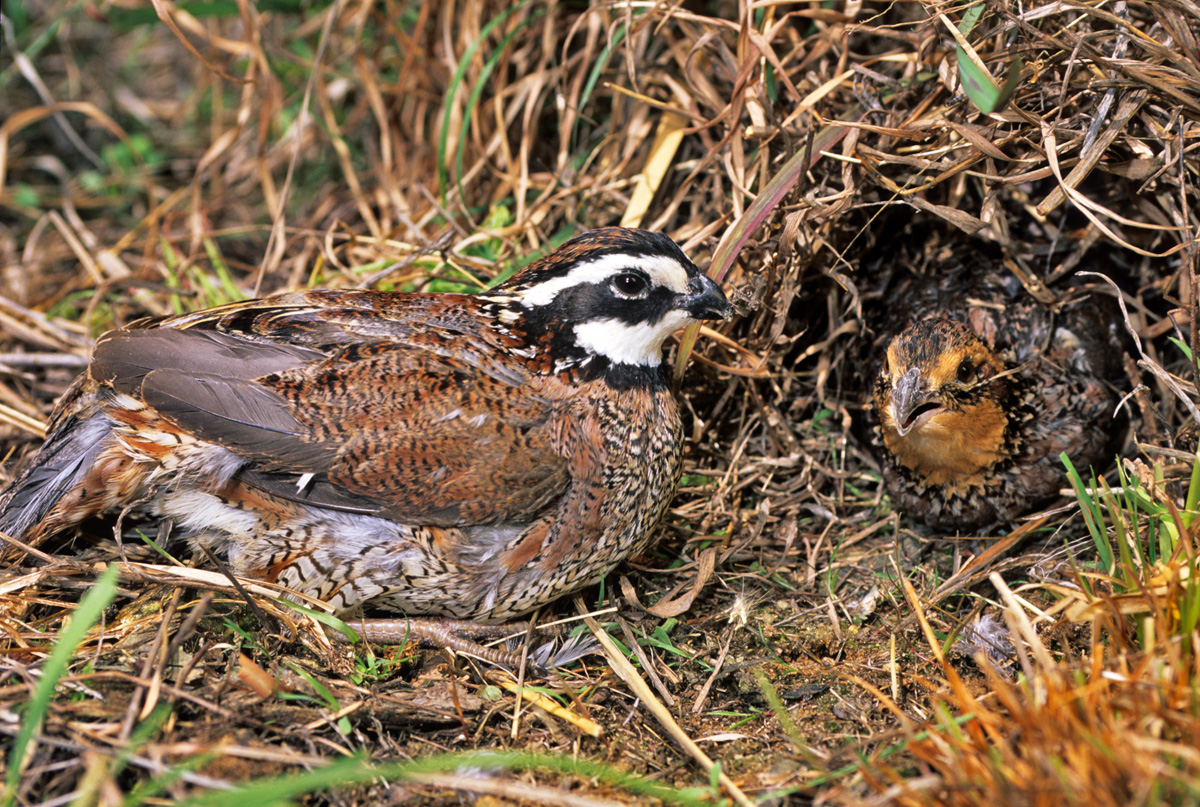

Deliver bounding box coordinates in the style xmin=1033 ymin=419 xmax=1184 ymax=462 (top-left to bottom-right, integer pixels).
xmin=872 ymin=269 xmax=1123 ymax=531
xmin=0 ymin=227 xmax=731 ymax=652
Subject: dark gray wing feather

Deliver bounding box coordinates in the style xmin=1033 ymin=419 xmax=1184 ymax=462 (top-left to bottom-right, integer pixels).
xmin=237 ymin=470 xmax=384 ymax=515
xmin=139 ymin=370 xmax=337 ymax=471
xmin=91 ymin=329 xmax=323 ymax=395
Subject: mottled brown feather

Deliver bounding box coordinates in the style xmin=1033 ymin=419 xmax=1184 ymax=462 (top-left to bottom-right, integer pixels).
xmin=872 ymin=271 xmax=1124 ymax=531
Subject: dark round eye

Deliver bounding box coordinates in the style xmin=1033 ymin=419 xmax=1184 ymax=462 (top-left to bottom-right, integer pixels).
xmin=611 ymin=272 xmax=648 ymax=297
xmin=957 ymin=359 xmax=975 ymax=384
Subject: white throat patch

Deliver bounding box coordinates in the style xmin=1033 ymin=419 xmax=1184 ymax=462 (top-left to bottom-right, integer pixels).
xmin=517 ymin=252 xmax=691 ymax=307
xmin=573 ymin=309 xmax=693 ymax=366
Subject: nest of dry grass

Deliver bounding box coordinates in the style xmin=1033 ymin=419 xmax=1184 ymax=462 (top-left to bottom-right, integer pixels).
xmin=1 ymin=0 xmax=1199 ymax=804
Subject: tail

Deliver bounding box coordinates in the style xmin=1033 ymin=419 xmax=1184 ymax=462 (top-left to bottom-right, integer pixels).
xmin=0 ymin=414 xmax=114 ymax=542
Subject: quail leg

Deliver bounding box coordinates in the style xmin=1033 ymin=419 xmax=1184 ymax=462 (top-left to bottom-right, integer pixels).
xmin=335 ymin=617 xmax=562 ymax=668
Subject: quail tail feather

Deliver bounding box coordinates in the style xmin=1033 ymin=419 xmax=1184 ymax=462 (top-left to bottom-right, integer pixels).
xmin=0 ymin=413 xmax=114 ymax=542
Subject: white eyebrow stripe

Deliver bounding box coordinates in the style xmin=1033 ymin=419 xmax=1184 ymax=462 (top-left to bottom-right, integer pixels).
xmin=517 ymin=252 xmax=691 ymax=307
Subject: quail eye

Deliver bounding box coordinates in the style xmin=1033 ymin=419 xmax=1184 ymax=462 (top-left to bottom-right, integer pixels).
xmin=957 ymin=359 xmax=975 ymax=384
xmin=611 ymin=272 xmax=648 ymax=297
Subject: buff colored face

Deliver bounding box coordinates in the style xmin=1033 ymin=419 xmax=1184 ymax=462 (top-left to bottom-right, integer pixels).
xmin=874 ymin=320 xmax=1011 ymax=490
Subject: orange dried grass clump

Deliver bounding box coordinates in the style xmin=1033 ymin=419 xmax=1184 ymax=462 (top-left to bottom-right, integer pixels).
xmin=890 ymin=656 xmax=1200 ymax=807
xmin=845 ymin=546 xmax=1200 ymax=806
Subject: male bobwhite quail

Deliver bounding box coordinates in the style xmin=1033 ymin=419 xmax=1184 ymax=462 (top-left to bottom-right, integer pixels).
xmin=872 ymin=268 xmax=1124 ymax=531
xmin=0 ymin=227 xmax=731 ymax=653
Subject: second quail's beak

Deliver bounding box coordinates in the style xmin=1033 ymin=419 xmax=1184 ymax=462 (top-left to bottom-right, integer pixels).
xmin=890 ymin=366 xmax=942 ymax=437
xmin=679 ymin=274 xmax=733 ymax=322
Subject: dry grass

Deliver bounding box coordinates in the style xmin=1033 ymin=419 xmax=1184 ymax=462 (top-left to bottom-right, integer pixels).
xmin=1 ymin=0 xmax=1199 ymax=804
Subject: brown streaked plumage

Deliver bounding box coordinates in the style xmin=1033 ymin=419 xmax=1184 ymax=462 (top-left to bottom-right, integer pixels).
xmin=872 ymin=272 xmax=1123 ymax=531
xmin=0 ymin=228 xmax=731 ymax=645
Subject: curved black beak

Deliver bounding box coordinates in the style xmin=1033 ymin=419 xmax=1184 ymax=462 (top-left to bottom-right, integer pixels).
xmin=679 ymin=274 xmax=732 ymax=322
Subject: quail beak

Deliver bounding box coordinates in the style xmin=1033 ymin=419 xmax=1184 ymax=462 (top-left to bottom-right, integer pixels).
xmin=679 ymin=274 xmax=733 ymax=322
xmin=890 ymin=366 xmax=945 ymax=437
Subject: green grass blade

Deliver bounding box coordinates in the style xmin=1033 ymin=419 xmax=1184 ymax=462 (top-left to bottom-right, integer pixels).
xmin=571 ymin=22 xmax=629 ymax=149
xmin=274 ymin=599 xmax=359 ymax=642
xmin=4 ymin=565 xmax=120 ymax=807
xmin=1183 ymin=453 xmax=1200 ymax=530
xmin=454 ymin=9 xmax=546 ymax=203
xmin=174 ymin=750 xmax=712 ymax=807
xmin=752 ymin=669 xmax=814 ymax=759
xmin=1062 ymin=452 xmax=1112 ymax=571
xmin=955 ymin=50 xmax=997 ymax=113
xmin=1100 ymin=478 xmax=1136 ymax=589
xmin=1117 ymin=461 xmax=1149 ymax=566
xmin=953 ymin=4 xmax=1020 ymax=114
xmin=957 ymin=2 xmax=986 ymax=34
xmin=438 ymin=3 xmax=531 ymax=195
xmin=1168 ymin=336 xmax=1192 ymax=361
xmin=1181 ymin=553 xmax=1200 ymax=661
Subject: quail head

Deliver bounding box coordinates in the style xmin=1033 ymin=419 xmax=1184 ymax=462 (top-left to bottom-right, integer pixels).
xmin=872 ymin=271 xmax=1123 ymax=531
xmin=0 ymin=227 xmax=731 ymax=644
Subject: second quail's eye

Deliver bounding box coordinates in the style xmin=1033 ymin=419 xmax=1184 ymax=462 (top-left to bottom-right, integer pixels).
xmin=612 ymin=272 xmax=648 ymax=297
xmin=957 ymin=359 xmax=975 ymax=384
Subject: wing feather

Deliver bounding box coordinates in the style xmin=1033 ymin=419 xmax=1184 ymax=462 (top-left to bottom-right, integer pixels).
xmin=95 ymin=296 xmax=571 ymax=527
xmin=140 ymin=370 xmax=338 ymax=471
xmin=91 ymin=329 xmax=322 ymax=393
